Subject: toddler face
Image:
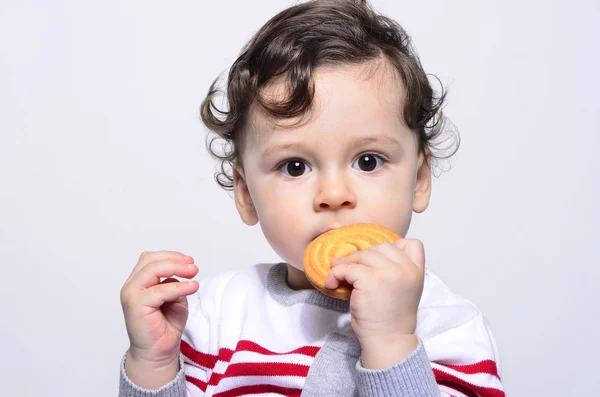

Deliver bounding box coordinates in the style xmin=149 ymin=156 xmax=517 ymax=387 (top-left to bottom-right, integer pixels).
xmin=234 ymin=60 xmax=431 ymax=288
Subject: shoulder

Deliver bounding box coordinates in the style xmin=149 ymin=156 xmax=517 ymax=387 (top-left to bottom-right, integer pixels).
xmin=421 ymin=269 xmax=479 ymax=310
xmin=417 ymin=269 xmax=483 ymax=336
xmin=418 ymin=269 xmax=502 ymax=374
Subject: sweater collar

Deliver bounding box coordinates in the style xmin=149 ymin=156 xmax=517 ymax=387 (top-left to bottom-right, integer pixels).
xmin=267 ymin=263 xmax=350 ymax=313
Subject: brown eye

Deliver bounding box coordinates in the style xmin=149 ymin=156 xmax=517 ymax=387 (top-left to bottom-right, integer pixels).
xmin=280 ymin=160 xmax=311 ymax=177
xmin=353 ymin=154 xmax=384 ymax=172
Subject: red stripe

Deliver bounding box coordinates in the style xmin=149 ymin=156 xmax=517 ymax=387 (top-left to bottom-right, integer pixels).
xmin=438 ymin=380 xmax=479 ymax=397
xmin=182 ymin=340 xmax=320 ymax=391
xmin=440 ymin=360 xmax=501 ymax=380
xmin=225 ymin=362 xmax=309 ymax=377
xmin=185 ymin=375 xmax=207 ymax=392
xmin=208 ymin=362 xmax=310 ymax=386
xmin=181 ymin=339 xmax=218 ymax=370
xmin=213 ymin=384 xmax=302 ymax=397
xmin=218 ymin=347 xmax=235 ymax=363
xmin=182 ymin=339 xmax=319 ymax=368
xmin=235 ymin=340 xmax=320 ymax=357
xmin=434 ymin=368 xmax=505 ymax=397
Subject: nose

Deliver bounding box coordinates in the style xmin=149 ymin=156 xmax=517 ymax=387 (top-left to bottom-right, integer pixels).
xmin=314 ymin=173 xmax=357 ymax=212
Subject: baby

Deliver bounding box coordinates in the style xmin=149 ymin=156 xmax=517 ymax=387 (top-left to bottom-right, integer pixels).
xmin=119 ymin=1 xmax=504 ymax=396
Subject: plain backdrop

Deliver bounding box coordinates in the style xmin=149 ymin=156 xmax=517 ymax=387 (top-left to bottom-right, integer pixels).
xmin=1 ymin=0 xmax=598 ymax=395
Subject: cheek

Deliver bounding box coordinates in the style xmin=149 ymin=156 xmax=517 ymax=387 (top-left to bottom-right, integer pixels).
xmin=359 ymin=174 xmax=415 ymax=235
xmin=255 ymin=188 xmax=305 ymax=225
xmin=259 ymin=218 xmax=307 ymax=268
xmin=253 ymin=188 xmax=309 ymax=265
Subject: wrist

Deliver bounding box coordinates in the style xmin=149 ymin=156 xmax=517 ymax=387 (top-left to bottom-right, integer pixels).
xmin=359 ymin=334 xmax=418 ymax=370
xmin=125 ymin=349 xmax=181 ymax=390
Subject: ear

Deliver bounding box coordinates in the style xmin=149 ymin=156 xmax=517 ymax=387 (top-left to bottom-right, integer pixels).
xmin=233 ymin=164 xmax=259 ymax=225
xmin=413 ymin=152 xmax=432 ymax=213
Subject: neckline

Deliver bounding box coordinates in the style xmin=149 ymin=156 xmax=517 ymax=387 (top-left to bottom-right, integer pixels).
xmin=267 ymin=263 xmax=351 ymax=313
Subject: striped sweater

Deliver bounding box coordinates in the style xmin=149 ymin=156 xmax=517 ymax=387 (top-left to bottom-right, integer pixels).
xmin=119 ymin=263 xmax=504 ymax=396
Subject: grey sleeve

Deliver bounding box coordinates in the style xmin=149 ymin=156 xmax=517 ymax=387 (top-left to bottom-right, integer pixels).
xmin=118 ymin=353 xmax=188 ymax=397
xmin=355 ymin=339 xmax=440 ymax=397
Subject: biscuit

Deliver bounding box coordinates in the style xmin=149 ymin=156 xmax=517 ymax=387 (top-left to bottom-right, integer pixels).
xmin=303 ymin=223 xmax=402 ymax=300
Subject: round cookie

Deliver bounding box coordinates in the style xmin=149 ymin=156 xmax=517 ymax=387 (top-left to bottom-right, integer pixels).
xmin=303 ymin=223 xmax=402 ymax=300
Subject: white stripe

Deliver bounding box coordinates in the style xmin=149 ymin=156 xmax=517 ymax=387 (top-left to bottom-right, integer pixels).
xmin=183 ymin=364 xmax=209 ymax=383
xmin=214 ymin=375 xmax=305 ymax=394
xmin=239 ymin=394 xmax=288 ymax=397
xmin=432 ymin=363 xmax=503 ymax=391
xmin=203 ymin=384 xmax=217 ymax=396
xmin=439 ymin=384 xmax=469 ymax=397
xmin=212 ymin=360 xmax=229 ymax=376
xmin=229 ymin=351 xmax=315 ymax=366
xmin=186 ymin=381 xmax=204 ymax=397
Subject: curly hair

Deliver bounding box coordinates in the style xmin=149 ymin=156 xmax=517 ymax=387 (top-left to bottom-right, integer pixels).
xmin=200 ymin=0 xmax=459 ymax=190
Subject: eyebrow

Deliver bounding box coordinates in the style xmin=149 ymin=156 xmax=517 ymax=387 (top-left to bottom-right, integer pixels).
xmin=352 ymin=135 xmax=401 ymax=146
xmin=261 ymin=134 xmax=401 ymax=158
xmin=261 ymin=142 xmax=298 ymax=158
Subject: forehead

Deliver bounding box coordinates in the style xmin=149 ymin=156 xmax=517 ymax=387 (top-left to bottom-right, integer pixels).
xmin=244 ymin=58 xmax=411 ymax=150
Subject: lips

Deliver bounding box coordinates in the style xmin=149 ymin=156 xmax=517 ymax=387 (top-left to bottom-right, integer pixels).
xmin=312 ymin=226 xmax=341 ymax=242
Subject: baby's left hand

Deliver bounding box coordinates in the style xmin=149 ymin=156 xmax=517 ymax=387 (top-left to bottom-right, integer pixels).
xmin=325 ymin=238 xmax=425 ymax=358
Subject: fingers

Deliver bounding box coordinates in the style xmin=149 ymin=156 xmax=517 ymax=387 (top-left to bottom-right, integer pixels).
xmin=128 ymin=251 xmax=194 ymax=282
xmin=133 ymin=259 xmax=199 ymax=289
xmin=326 ymin=245 xmax=393 ymax=289
xmin=367 ymin=242 xmax=405 ymax=264
xmin=331 ymin=248 xmax=389 ymax=269
xmin=330 ymin=239 xmax=425 ymax=271
xmin=325 ymin=262 xmax=369 ymax=289
xmin=394 ymin=239 xmax=425 ymax=270
xmin=121 ymin=251 xmax=199 ymax=311
xmin=139 ymin=278 xmax=199 ymax=308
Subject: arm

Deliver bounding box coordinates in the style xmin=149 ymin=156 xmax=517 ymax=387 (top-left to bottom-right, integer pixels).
xmin=354 ymin=313 xmax=504 ymax=397
xmin=327 ymin=239 xmax=503 ymax=396
xmin=356 ymin=338 xmax=440 ymax=397
xmin=119 ymin=338 xmax=217 ymax=397
xmin=119 ymin=353 xmax=188 ymax=397
xmin=118 ymin=250 xmax=199 ymax=395
xmin=118 ymin=266 xmax=242 ymax=396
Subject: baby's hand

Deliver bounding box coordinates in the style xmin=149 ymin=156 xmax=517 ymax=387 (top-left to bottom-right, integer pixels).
xmin=325 ymin=239 xmax=425 ymax=368
xmin=120 ymin=250 xmax=199 ymax=389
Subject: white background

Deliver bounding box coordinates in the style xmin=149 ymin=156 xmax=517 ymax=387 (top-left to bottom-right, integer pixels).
xmin=1 ymin=0 xmax=598 ymax=395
